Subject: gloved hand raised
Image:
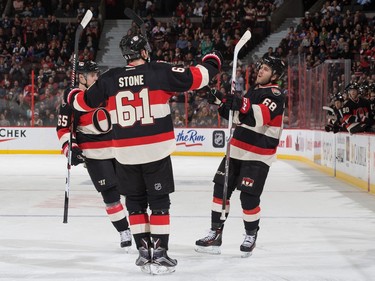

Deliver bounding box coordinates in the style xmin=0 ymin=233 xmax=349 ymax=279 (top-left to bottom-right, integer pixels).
xmin=62 ymin=141 xmax=86 ymax=166
xmin=207 ymin=88 xmax=225 ymax=106
xmin=202 ymin=50 xmax=223 ymax=71
xmin=63 ymin=87 xmax=84 ymax=106
xmin=224 ymin=94 xmax=251 ymax=114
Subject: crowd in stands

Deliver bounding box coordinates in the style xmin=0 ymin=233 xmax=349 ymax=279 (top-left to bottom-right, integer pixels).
xmin=0 ymin=0 xmax=100 ymax=127
xmin=0 ymin=0 xmax=374 ymax=131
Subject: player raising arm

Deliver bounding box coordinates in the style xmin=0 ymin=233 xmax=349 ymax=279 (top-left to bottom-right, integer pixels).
xmin=65 ymin=34 xmax=222 ymax=274
xmin=195 ymin=56 xmax=286 ymax=258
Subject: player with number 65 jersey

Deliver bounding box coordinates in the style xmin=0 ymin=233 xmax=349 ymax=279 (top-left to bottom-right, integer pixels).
xmin=56 ymin=60 xmax=132 ymax=250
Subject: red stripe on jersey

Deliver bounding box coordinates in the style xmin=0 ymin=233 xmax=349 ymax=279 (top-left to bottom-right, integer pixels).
xmin=259 ymin=104 xmax=271 ymax=124
xmin=57 ymin=127 xmax=70 ymax=139
xmin=76 ymin=92 xmax=95 ymax=111
xmin=188 ymin=66 xmax=203 ymax=90
xmin=150 ymin=214 xmax=170 ymax=225
xmin=106 ymin=203 xmax=124 ymax=215
xmin=79 ymin=111 xmax=95 ymax=125
xmin=243 ymin=206 xmax=261 ymax=215
xmin=150 ymin=90 xmax=174 ymax=104
xmin=213 ymin=196 xmax=230 ymax=205
xmin=113 ymin=131 xmax=174 ymax=147
xmin=231 ymin=138 xmax=277 ymax=155
xmin=79 ymin=140 xmax=113 ymax=149
xmin=129 ymin=213 xmax=149 ymax=225
xmin=107 ymin=98 xmax=116 ymax=111
xmin=268 ymin=115 xmax=283 ymax=126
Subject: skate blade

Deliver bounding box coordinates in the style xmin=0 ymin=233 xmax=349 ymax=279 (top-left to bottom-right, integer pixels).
xmin=240 ymin=251 xmax=252 ymax=258
xmin=149 ymin=264 xmax=176 ymax=275
xmin=122 ymin=246 xmax=131 ymax=253
xmin=195 ymin=245 xmax=221 ymax=255
xmin=140 ymin=264 xmax=151 ymax=274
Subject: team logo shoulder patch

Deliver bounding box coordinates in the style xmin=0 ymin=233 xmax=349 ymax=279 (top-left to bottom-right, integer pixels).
xmin=271 ymin=88 xmax=281 ymax=96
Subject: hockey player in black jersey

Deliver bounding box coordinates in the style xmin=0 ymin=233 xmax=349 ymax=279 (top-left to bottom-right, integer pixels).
xmin=369 ymin=84 xmax=375 ymax=132
xmin=65 ymin=34 xmax=222 ymax=274
xmin=324 ymin=93 xmax=345 ymax=133
xmin=342 ymin=82 xmax=373 ymax=134
xmin=56 ymin=61 xmax=132 ymax=249
xmin=195 ymin=56 xmax=286 ymax=258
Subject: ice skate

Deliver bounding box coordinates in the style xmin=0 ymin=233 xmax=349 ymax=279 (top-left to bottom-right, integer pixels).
xmin=149 ymin=247 xmax=177 ymax=275
xmin=120 ymin=229 xmax=132 ymax=250
xmin=240 ymin=229 xmax=258 ymax=258
xmin=135 ymin=239 xmax=152 ymax=274
xmin=195 ymin=228 xmax=222 ymax=255
xmin=149 ymin=239 xmax=177 ymax=275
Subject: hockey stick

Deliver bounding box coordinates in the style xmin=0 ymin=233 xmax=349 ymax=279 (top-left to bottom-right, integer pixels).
xmin=63 ymin=9 xmax=93 ymax=224
xmin=322 ymin=106 xmax=335 ymax=114
xmin=124 ymin=8 xmax=151 ymax=51
xmin=220 ymin=30 xmax=252 ymax=220
xmin=124 ymin=8 xmax=145 ymax=35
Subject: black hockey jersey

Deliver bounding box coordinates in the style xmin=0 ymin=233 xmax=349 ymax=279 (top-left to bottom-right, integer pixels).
xmin=342 ymin=96 xmax=371 ymax=131
xmin=218 ymin=84 xmax=285 ymax=166
xmin=68 ymin=61 xmax=218 ymax=164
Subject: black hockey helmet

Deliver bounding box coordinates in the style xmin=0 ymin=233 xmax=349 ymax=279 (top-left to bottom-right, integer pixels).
xmin=332 ymin=93 xmax=344 ymax=102
xmin=119 ymin=34 xmax=150 ymax=61
xmin=257 ymin=56 xmax=286 ymax=80
xmin=77 ymin=60 xmax=99 ymax=73
xmin=345 ymin=82 xmax=359 ymax=91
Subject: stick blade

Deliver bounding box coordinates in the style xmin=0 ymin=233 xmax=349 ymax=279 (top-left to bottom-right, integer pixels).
xmin=80 ymin=10 xmax=93 ymax=29
xmin=234 ymin=30 xmax=251 ymax=53
xmin=322 ymin=106 xmax=334 ymax=113
xmin=124 ymin=8 xmax=144 ymax=26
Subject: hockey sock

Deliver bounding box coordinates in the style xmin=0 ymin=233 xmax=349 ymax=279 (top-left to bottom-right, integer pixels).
xmin=129 ymin=212 xmax=151 ymax=249
xmin=105 ymin=201 xmax=129 ymax=231
xmin=211 ymin=196 xmax=230 ymax=229
xmin=150 ymin=210 xmax=170 ymax=250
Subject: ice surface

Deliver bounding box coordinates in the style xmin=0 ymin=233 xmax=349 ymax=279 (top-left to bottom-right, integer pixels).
xmin=0 ymin=155 xmax=374 ymax=280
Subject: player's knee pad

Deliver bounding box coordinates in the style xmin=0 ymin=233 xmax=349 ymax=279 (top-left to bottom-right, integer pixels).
xmin=240 ymin=192 xmax=260 ymax=210
xmin=151 ymin=209 xmax=169 ymax=215
xmin=148 ymin=193 xmax=170 ymax=211
xmin=126 ymin=194 xmax=148 ymax=214
xmin=101 ymin=187 xmax=121 ymax=204
xmin=213 ymin=182 xmax=235 ymax=200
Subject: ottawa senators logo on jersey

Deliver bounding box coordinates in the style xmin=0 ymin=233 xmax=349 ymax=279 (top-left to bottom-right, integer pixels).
xmin=241 ymin=177 xmax=254 ymax=187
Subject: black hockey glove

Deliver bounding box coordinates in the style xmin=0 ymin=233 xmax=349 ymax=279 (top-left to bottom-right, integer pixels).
xmin=207 ymin=89 xmax=225 ymax=106
xmin=224 ymin=94 xmax=251 ymax=113
xmin=62 ymin=141 xmax=86 ymax=166
xmin=202 ymin=50 xmax=223 ymax=71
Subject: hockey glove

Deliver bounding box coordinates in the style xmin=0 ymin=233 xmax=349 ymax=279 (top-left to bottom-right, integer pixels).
xmin=202 ymin=50 xmax=223 ymax=71
xmin=207 ymin=89 xmax=225 ymax=106
xmin=62 ymin=141 xmax=86 ymax=166
xmin=347 ymin=115 xmax=358 ymax=124
xmin=64 ymin=88 xmax=84 ymax=106
xmin=224 ymin=95 xmax=251 ymax=114
xmin=360 ymin=116 xmax=373 ymax=126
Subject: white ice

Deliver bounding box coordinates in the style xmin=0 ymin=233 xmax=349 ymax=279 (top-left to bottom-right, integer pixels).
xmin=0 ymin=155 xmax=375 ymax=281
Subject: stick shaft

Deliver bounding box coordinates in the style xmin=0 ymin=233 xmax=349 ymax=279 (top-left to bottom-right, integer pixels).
xmin=221 ymin=30 xmax=252 ymax=220
xmin=63 ymin=10 xmax=93 ymax=223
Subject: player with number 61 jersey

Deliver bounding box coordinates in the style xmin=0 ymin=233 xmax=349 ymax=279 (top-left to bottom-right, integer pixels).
xmin=65 ymin=34 xmax=222 ymax=274
xmin=67 ymin=43 xmax=221 ymax=165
